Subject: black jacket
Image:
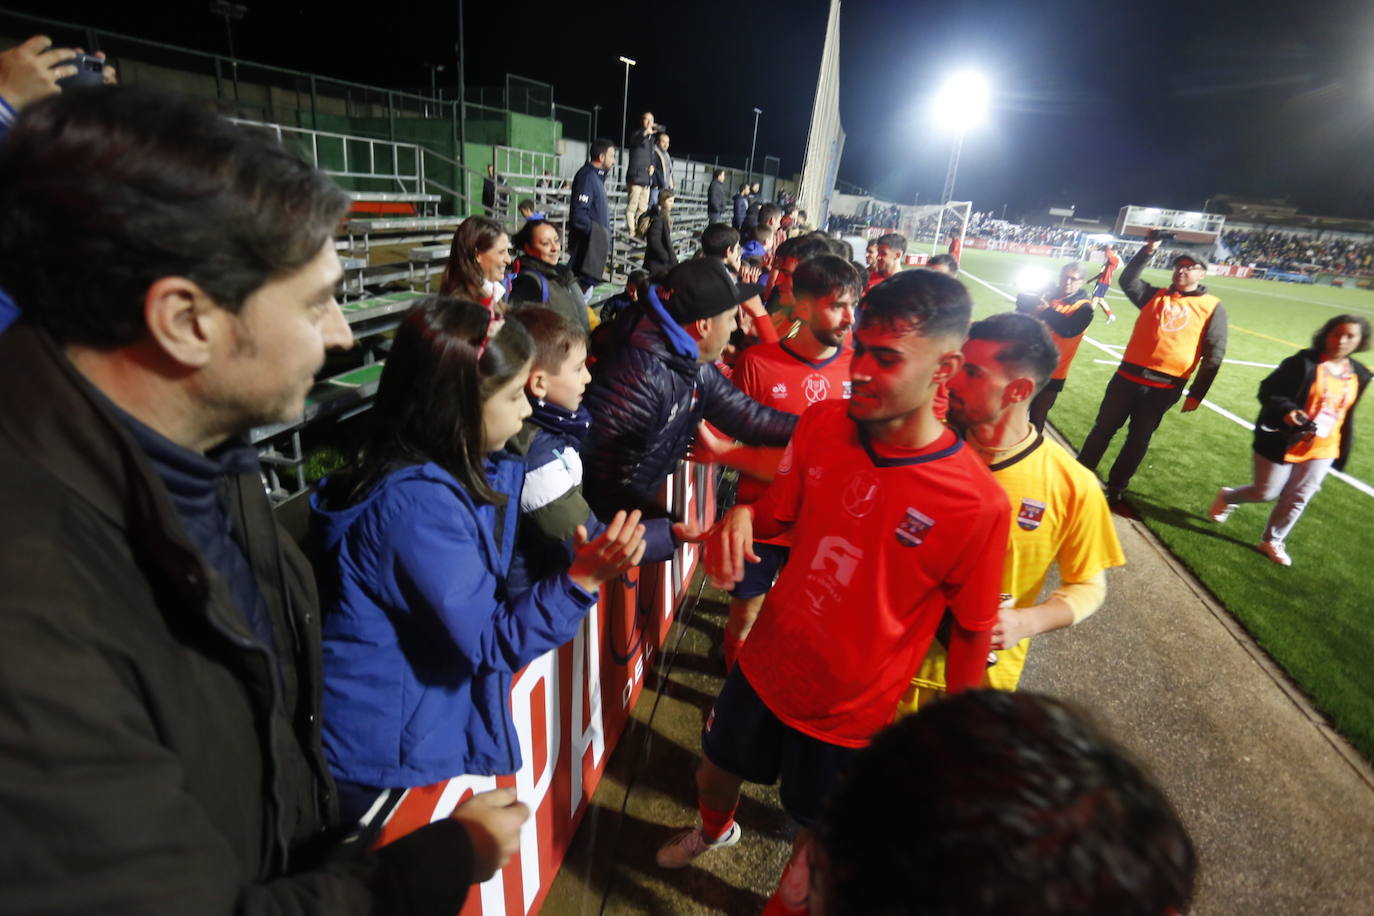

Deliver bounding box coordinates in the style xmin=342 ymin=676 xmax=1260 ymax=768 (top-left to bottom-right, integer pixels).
xmin=0 ymin=324 xmax=473 ymax=914
xmin=625 ymin=128 xmax=656 ymax=186
xmin=642 ymin=207 xmax=678 ymax=276
xmin=708 ymin=180 xmax=729 ymax=223
xmin=509 ymin=253 xmax=591 ymax=333
xmin=1252 ymin=348 xmax=1370 ymax=470
xmin=582 ymin=313 xmax=797 ymax=519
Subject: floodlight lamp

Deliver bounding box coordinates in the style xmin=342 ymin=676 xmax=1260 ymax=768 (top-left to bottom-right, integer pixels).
xmin=1016 ymin=266 xmax=1050 ymax=294
xmin=618 ymin=56 xmax=637 ymax=66
xmin=932 ymin=70 xmax=990 ymax=133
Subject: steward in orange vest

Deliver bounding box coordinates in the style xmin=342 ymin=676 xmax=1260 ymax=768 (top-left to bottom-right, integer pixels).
xmin=1076 ymin=234 xmax=1228 ymax=503
xmin=1015 ymin=261 xmax=1095 ymax=430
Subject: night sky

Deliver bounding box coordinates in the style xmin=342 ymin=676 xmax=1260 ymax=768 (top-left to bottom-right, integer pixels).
xmin=6 ymin=0 xmax=1374 ymax=221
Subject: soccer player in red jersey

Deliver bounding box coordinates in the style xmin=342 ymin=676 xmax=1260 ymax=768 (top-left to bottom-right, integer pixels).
xmin=721 ymin=254 xmax=863 ymax=669
xmin=1091 ymin=243 xmax=1121 ymax=323
xmin=865 ymin=232 xmax=906 ymax=291
xmin=656 ymin=270 xmax=1010 ymax=915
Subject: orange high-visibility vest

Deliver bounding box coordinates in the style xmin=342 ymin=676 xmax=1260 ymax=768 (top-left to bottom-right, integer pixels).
xmin=1122 ymin=288 xmax=1221 ymax=379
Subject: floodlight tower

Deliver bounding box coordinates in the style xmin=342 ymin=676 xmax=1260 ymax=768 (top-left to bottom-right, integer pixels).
xmin=930 ymin=70 xmax=989 ymax=253
xmin=746 ymin=107 xmax=763 ymax=187
xmin=618 ymin=56 xmax=637 ymax=150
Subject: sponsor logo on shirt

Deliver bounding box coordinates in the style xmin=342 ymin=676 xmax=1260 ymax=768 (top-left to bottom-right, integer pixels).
xmin=802 ymin=374 xmax=831 ymax=404
xmin=1017 ymin=497 xmax=1046 ymax=531
xmin=771 ymin=382 xmax=789 ymax=399
xmin=841 ymin=472 xmax=880 ymax=518
xmin=842 ymin=380 xmax=853 ymax=399
xmin=895 ymin=507 xmax=935 ymax=546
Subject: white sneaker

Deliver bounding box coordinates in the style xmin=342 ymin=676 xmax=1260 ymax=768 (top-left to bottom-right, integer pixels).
xmin=1209 ymin=488 xmax=1236 ymax=523
xmin=1259 ymin=541 xmax=1292 ymax=567
xmin=655 ymin=821 xmax=742 ymax=868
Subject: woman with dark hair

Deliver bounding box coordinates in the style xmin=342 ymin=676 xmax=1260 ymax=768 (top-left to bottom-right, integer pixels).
xmin=441 ymin=215 xmax=511 ymax=308
xmin=508 ymin=218 xmax=591 ymax=332
xmin=311 ymin=296 xmax=647 ymax=822
xmin=1210 ymin=314 xmax=1371 ymax=566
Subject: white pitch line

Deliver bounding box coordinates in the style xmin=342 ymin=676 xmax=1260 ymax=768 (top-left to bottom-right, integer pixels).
xmin=961 ymin=267 xmax=1374 ymax=499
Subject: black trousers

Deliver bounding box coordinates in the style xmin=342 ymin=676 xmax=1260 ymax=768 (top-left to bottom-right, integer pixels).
xmin=1029 ymin=378 xmax=1066 ymax=432
xmin=1076 ymin=373 xmax=1185 ymax=491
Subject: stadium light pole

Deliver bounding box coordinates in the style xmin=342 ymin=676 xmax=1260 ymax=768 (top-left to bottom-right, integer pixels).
xmin=746 ymin=107 xmax=763 ymax=188
xmin=618 ymin=56 xmax=637 ymax=150
xmin=930 ymin=70 xmax=990 ymax=253
xmin=592 ymin=104 xmax=601 ymax=141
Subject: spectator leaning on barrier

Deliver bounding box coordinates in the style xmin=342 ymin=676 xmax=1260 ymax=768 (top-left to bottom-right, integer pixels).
xmin=0 ymin=86 xmax=527 ymax=914
xmin=582 ymin=258 xmax=797 ymax=520
xmin=1077 ymin=230 xmax=1228 ymax=504
xmin=568 ymin=137 xmax=616 ymax=295
xmin=625 ymin=111 xmax=658 ymax=235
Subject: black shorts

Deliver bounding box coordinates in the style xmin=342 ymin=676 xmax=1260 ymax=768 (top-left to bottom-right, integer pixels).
xmin=727 ymin=542 xmax=790 ymax=600
xmin=702 ymin=666 xmax=860 ymax=827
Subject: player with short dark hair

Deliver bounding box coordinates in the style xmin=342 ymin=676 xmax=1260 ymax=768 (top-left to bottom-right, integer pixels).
xmin=901 ymin=312 xmax=1124 ymax=711
xmin=815 ymin=690 xmax=1196 ymax=916
xmin=716 ymin=254 xmax=864 ymax=669
xmin=926 ymin=252 xmax=959 ymax=275
xmin=701 ymin=223 xmax=742 ymax=260
xmin=657 ymin=270 xmax=1009 ymax=916
xmin=867 ymin=232 xmax=907 ymax=291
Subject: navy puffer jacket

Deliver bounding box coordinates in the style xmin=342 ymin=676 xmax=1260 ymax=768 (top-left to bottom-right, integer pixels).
xmin=582 ymin=310 xmax=797 ymax=520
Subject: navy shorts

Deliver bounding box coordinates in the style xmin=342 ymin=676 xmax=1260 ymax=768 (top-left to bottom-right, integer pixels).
xmin=727 ymin=542 xmax=790 ymax=599
xmin=702 ymin=666 xmax=860 ymax=827
xmin=1093 ymin=280 xmax=1109 ymax=299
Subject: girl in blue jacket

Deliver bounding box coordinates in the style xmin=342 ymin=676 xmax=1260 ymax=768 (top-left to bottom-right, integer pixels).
xmin=311 ymin=297 xmax=646 ymax=823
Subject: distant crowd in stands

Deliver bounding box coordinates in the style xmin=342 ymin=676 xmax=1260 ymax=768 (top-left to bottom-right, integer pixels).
xmin=1221 ymin=228 xmax=1374 ymax=275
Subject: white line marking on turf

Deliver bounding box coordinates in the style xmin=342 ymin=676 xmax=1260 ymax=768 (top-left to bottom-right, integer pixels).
xmin=962 ymin=267 xmax=1374 ymax=498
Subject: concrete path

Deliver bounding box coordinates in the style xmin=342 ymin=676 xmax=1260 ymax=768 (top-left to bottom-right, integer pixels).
xmin=543 ymin=486 xmax=1374 ymax=915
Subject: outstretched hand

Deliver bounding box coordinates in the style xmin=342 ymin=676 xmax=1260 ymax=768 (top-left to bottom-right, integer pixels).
xmin=671 ymin=519 xmax=709 ymax=543
xmin=704 ymin=506 xmax=759 ymax=589
xmin=568 ymin=510 xmax=647 ymax=591
xmin=449 ymin=787 xmax=530 ymax=882
xmin=0 ymin=35 xmax=77 ymax=110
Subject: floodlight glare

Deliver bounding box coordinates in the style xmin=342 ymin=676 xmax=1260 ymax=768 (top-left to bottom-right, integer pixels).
xmin=618 ymin=56 xmax=637 ymax=66
xmin=932 ymin=70 xmax=990 ymax=133
xmin=1016 ymin=267 xmax=1051 ymax=294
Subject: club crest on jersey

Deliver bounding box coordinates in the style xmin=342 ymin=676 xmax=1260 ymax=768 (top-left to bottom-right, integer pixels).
xmin=803 ymin=374 xmax=831 ymax=404
xmin=1017 ymin=498 xmax=1047 ymax=531
xmin=1158 ymin=298 xmax=1190 ymax=333
xmin=895 ymin=507 xmax=935 ymax=546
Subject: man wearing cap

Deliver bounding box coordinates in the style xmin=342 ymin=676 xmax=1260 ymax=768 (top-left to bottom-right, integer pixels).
xmin=582 ymin=258 xmax=797 ymax=519
xmin=1076 ymin=231 xmax=1227 ymax=503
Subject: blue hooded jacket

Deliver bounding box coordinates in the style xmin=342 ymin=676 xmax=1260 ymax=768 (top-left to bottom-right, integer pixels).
xmin=310 ymin=456 xmax=597 ymax=787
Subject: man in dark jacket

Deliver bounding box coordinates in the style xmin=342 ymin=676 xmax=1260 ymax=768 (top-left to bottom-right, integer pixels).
xmin=708 ymin=169 xmax=729 ymax=225
xmin=733 ymin=182 xmax=751 ymax=229
xmin=583 ymin=258 xmax=797 ymax=519
xmin=642 ymin=188 xmax=680 ymax=276
xmin=568 ymin=137 xmax=616 ymax=294
xmin=625 ymin=111 xmax=658 ymax=235
xmin=0 ymin=86 xmax=526 ymax=914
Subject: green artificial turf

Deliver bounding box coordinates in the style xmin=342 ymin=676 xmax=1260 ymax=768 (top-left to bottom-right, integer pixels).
xmin=955 ymin=248 xmax=1374 ymax=762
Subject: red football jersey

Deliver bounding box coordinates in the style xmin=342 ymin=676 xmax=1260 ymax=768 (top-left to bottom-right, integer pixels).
xmin=732 ymin=341 xmax=853 ymax=505
xmin=738 ymin=400 xmax=1010 ymax=747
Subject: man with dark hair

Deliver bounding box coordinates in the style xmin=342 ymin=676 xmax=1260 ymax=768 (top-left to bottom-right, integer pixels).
xmin=649 ymin=131 xmax=674 ymax=208
xmin=582 ymin=258 xmax=796 ymax=519
xmin=765 ymin=234 xmax=833 ymax=337
xmin=482 ymin=162 xmax=500 ymax=216
xmin=707 ymin=168 xmax=729 ymax=225
xmin=701 ymin=223 xmax=742 ymax=261
xmin=926 ymin=252 xmax=959 ymax=275
xmin=625 ymin=111 xmax=658 ymax=235
xmin=758 ymin=202 xmax=785 ymax=259
xmin=0 ymin=86 xmax=525 ymax=912
xmin=867 ymin=232 xmax=907 ymax=290
xmin=657 ymin=271 xmax=1009 ymax=916
xmin=733 ymin=181 xmax=751 ymax=229
xmin=902 ymin=312 xmax=1124 ymax=712
xmin=1077 ymin=232 xmax=1227 ymax=504
xmin=1016 ymin=261 xmax=1098 ymax=430
xmin=568 ymin=138 xmax=616 ymax=295
xmin=815 ymin=690 xmax=1196 ymax=916
xmin=718 ymin=255 xmax=863 ymax=669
